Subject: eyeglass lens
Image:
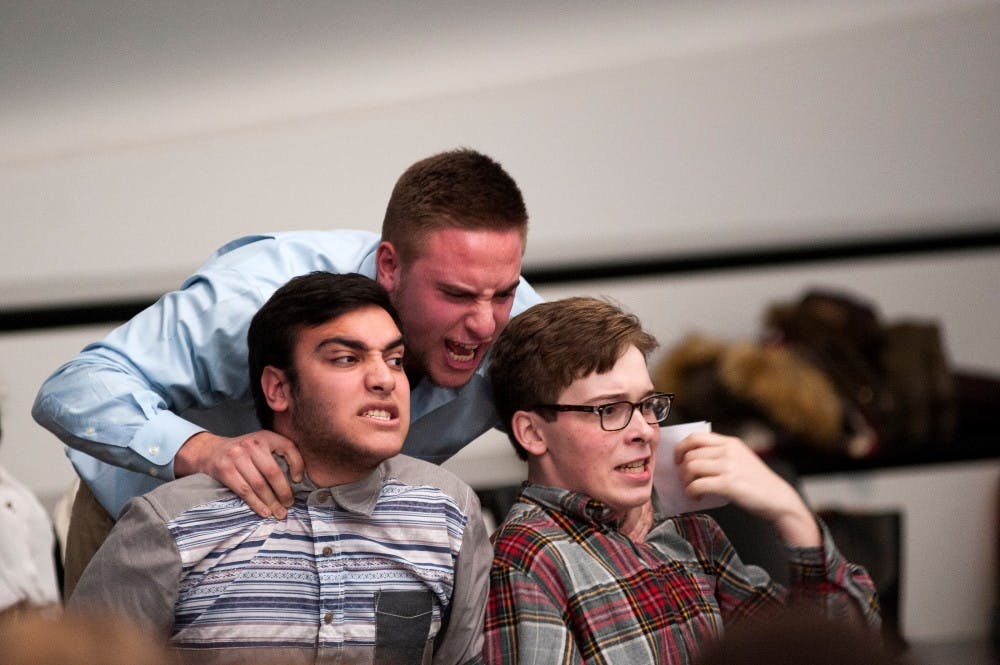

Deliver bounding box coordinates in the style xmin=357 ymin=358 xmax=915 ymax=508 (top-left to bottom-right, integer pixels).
xmin=600 ymin=394 xmax=671 ymax=430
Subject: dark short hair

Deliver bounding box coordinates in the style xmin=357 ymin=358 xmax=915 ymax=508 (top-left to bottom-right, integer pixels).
xmin=247 ymin=272 xmax=403 ymax=430
xmin=488 ymin=297 xmax=659 ymax=460
xmin=381 ymin=148 xmax=528 ymax=263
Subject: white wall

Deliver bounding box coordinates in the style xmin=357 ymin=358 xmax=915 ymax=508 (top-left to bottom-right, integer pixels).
xmin=2 ymin=2 xmax=999 ymax=306
xmin=1 ymin=0 xmax=998 ymax=644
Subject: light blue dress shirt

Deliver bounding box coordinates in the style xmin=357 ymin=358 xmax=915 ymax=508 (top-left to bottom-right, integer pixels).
xmin=32 ymin=230 xmax=542 ymax=516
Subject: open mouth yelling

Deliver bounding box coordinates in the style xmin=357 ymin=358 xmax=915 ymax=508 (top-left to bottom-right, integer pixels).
xmin=445 ymin=340 xmax=480 ymax=364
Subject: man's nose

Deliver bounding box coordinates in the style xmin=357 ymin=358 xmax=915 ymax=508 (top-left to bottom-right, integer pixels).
xmin=465 ymin=300 xmax=496 ymax=339
xmin=367 ymin=359 xmax=396 ymax=392
xmin=626 ymin=406 xmax=657 ymax=442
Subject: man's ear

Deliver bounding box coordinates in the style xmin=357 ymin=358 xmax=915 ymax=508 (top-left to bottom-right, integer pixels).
xmin=375 ymin=241 xmax=401 ymax=292
xmin=260 ymin=366 xmax=291 ymax=413
xmin=511 ymin=410 xmax=548 ymax=457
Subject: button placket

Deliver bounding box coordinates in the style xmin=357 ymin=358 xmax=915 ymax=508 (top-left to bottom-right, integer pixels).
xmin=312 ymin=489 xmax=344 ymax=635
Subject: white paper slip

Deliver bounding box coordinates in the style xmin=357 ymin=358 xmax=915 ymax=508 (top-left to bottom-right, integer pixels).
xmin=654 ymin=421 xmax=729 ymax=516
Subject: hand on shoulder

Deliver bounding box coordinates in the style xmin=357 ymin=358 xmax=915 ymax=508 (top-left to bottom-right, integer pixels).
xmin=174 ymin=430 xmax=304 ymax=519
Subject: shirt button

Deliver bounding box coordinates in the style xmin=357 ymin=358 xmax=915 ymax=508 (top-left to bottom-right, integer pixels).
xmin=322 ymin=546 xmax=333 ymax=557
xmin=149 ymin=468 xmax=159 ymax=478
xmin=323 ymin=612 xmax=333 ymax=625
xmin=316 ymin=491 xmax=331 ymax=503
xmin=149 ymin=446 xmax=160 ymax=456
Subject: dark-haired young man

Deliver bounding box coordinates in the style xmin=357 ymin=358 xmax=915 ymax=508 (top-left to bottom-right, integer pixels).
xmin=33 ymin=148 xmax=542 ymax=595
xmin=71 ymin=272 xmax=491 ymax=665
xmin=484 ymin=297 xmax=880 ymax=664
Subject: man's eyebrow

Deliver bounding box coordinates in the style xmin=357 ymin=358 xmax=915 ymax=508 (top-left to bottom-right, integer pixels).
xmin=498 ymin=278 xmax=521 ymax=294
xmin=439 ymin=278 xmax=521 ymax=295
xmin=587 ymin=389 xmax=657 ymax=404
xmin=317 ymin=335 xmax=405 ymax=352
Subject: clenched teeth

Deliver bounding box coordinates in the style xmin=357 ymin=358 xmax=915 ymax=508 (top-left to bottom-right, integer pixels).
xmin=363 ymin=409 xmax=392 ymax=421
xmin=617 ymin=461 xmax=646 ymax=473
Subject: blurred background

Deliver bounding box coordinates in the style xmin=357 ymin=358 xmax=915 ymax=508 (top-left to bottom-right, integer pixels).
xmin=1 ymin=1 xmax=998 ymax=659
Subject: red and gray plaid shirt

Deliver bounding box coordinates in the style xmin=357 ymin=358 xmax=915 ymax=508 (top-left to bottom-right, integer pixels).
xmin=484 ymin=483 xmax=879 ymax=664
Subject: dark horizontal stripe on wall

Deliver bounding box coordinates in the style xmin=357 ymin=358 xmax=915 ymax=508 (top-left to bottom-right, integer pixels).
xmin=0 ymin=300 xmax=154 ymax=333
xmin=2 ymin=224 xmax=998 ymax=333
xmin=522 ymin=224 xmax=1000 ymax=284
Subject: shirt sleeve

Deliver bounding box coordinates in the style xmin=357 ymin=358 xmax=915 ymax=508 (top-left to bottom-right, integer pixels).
xmin=31 ymin=230 xmax=365 ymax=483
xmin=68 ymin=494 xmax=181 ymax=638
xmin=432 ymin=489 xmax=491 ymax=665
xmin=31 ymin=268 xmax=269 ymax=479
xmin=784 ymin=516 xmax=882 ymax=626
xmin=690 ymin=514 xmax=880 ymax=627
xmin=483 ymin=549 xmax=580 ymax=664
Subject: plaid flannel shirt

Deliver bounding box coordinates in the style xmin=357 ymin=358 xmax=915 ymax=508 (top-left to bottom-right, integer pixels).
xmin=484 ymin=483 xmax=879 ymax=664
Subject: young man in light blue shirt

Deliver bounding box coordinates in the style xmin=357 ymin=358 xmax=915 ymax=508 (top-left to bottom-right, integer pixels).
xmin=33 ymin=148 xmax=541 ymax=595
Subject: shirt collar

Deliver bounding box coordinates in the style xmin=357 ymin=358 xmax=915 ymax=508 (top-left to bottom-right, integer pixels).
xmin=519 ymin=482 xmax=620 ymax=527
xmin=287 ymin=460 xmax=387 ymax=517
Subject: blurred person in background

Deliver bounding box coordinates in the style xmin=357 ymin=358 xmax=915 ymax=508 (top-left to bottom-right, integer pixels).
xmin=0 ymin=408 xmax=60 ymax=618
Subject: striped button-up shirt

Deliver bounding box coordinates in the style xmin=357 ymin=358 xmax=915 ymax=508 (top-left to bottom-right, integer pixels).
xmin=71 ymin=455 xmax=490 ymax=665
xmin=484 ymin=483 xmax=879 ymax=664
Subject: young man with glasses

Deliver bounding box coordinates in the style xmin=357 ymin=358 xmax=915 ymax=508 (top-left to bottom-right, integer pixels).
xmin=484 ymin=297 xmax=880 ymax=664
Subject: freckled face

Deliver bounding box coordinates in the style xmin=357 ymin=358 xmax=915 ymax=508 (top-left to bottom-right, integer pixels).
xmin=530 ymin=346 xmax=659 ymax=516
xmin=378 ymin=227 xmax=524 ymax=388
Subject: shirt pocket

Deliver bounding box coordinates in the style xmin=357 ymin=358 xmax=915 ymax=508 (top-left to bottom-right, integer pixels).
xmin=373 ymin=589 xmax=433 ymax=665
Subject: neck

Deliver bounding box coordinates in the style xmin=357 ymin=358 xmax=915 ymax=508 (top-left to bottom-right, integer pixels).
xmin=302 ymin=454 xmax=376 ymax=488
xmin=272 ymin=421 xmax=379 ymax=488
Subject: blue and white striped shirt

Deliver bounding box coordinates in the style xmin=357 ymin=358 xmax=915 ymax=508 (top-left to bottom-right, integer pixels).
xmin=71 ymin=455 xmax=490 ymax=665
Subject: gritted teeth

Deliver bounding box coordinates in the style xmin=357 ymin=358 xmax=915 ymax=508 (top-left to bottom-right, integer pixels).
xmin=362 ymin=409 xmax=393 ymax=421
xmin=616 ymin=460 xmax=647 ymax=473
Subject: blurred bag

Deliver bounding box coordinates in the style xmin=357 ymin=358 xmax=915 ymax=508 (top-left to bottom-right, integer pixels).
xmin=653 ymin=334 xmax=867 ymax=457
xmin=765 ymin=289 xmax=956 ymax=453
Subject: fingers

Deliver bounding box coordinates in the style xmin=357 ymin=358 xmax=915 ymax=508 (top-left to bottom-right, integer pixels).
xmin=673 ymin=431 xmax=729 ymax=460
xmin=676 ymin=436 xmax=803 ymax=521
xmin=269 ymin=433 xmax=305 ymax=484
xmin=202 ymin=431 xmax=302 ymax=520
xmin=227 ymin=454 xmax=280 ymax=519
xmin=232 ymin=453 xmax=286 ymax=519
xmin=679 ymin=457 xmax=725 ymax=487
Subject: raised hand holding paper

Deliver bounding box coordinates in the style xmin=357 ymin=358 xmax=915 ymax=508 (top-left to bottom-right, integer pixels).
xmin=654 ymin=421 xmax=729 ymax=516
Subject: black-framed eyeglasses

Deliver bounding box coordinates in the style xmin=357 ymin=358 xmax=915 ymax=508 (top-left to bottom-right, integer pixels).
xmin=532 ymin=392 xmax=673 ymax=432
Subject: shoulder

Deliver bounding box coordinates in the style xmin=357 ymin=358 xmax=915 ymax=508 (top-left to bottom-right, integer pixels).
xmin=511 ymin=277 xmax=544 ymax=314
xmin=381 ymin=455 xmax=479 ymax=510
xmin=491 ymin=502 xmax=569 ymax=567
xmin=132 ymin=473 xmax=237 ymax=523
xmin=191 ymin=230 xmax=380 ymax=283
